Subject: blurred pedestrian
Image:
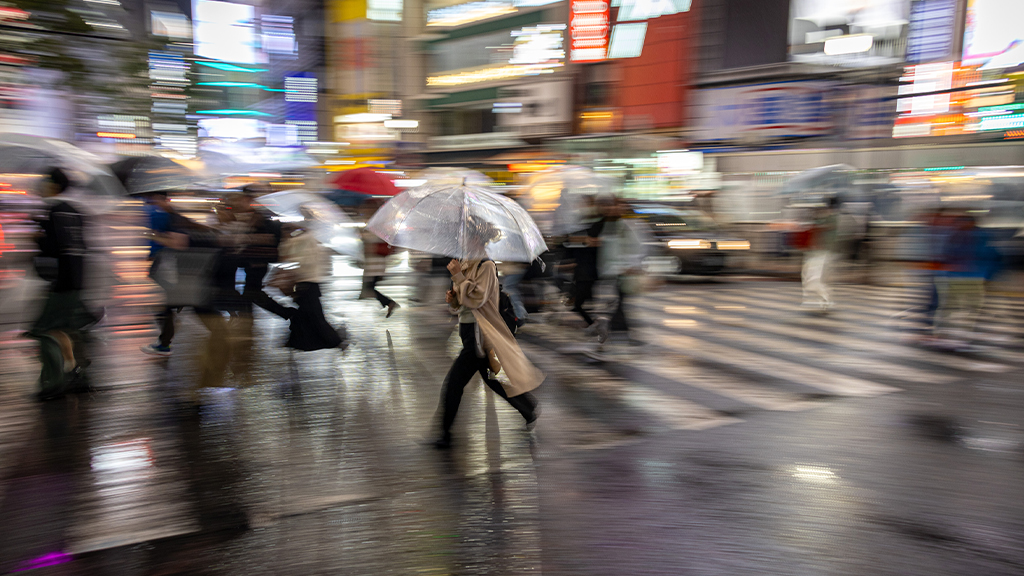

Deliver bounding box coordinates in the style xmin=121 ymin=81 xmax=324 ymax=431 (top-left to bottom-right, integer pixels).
xmin=932 ymin=214 xmax=1001 ymax=346
xmin=139 ymin=190 xmax=191 ymax=357
xmin=359 ymin=198 xmax=400 ymax=318
xmin=802 ymin=197 xmax=839 ymax=313
xmin=435 ymin=218 xmax=543 ymax=449
xmin=272 ymin=207 xmax=347 ymax=351
xmin=27 ymin=168 xmax=97 ymax=400
xmin=568 ymin=217 xmax=605 ymax=339
xmin=595 ymin=196 xmax=647 ymax=343
xmin=226 ymin=188 xmax=294 ymax=320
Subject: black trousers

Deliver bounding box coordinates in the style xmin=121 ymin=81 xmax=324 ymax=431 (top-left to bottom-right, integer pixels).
xmin=243 ymin=264 xmax=293 ymax=319
xmin=157 ymin=306 xmax=176 ymax=348
xmin=610 ymin=281 xmax=628 ymax=333
xmin=572 ymin=280 xmax=595 ymax=326
xmin=286 ymin=282 xmax=342 ymax=351
xmin=367 ymin=276 xmax=395 ymax=308
xmin=441 ymin=323 xmax=536 ymax=435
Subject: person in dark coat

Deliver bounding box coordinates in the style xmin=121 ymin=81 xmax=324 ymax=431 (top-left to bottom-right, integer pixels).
xmin=27 ymin=168 xmax=97 ymax=401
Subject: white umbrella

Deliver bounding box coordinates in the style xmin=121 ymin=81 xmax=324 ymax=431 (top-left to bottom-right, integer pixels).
xmin=366 ymin=182 xmax=546 ymax=262
xmin=258 ymin=190 xmax=362 ymax=259
xmin=523 ymin=166 xmax=615 ymax=235
xmin=0 ymin=134 xmax=126 ymax=215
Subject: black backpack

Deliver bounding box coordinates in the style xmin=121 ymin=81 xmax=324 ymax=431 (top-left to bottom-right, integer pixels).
xmin=497 ymin=285 xmax=518 ymax=335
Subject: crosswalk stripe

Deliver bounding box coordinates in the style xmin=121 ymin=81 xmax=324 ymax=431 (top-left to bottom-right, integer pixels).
xmin=717 ymin=288 xmax=1024 ymax=334
xmin=525 ymin=323 xmax=815 ymax=412
xmin=618 ymin=355 xmax=816 ymax=411
xmin=520 ymin=341 xmax=740 ymax=431
xmin=696 ymin=291 xmax=1023 ymax=348
xmin=644 ymin=293 xmax=1013 ymax=373
xmin=632 ymin=307 xmax=955 ymax=384
xmin=639 ymin=326 xmax=899 ymax=397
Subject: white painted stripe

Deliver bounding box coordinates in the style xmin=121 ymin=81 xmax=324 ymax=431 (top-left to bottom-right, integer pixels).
xmin=641 ymin=327 xmax=899 ymax=397
xmin=621 ymin=355 xmax=815 ymax=411
xmin=521 ymin=341 xmax=740 ymax=431
xmin=645 ymin=292 xmax=1013 ymax=373
xmin=634 ymin=307 xmax=955 ymax=384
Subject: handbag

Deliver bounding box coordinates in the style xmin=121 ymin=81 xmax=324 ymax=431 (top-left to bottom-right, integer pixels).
xmin=152 ymin=248 xmax=219 ymax=307
xmin=267 ymin=267 xmax=298 ymax=296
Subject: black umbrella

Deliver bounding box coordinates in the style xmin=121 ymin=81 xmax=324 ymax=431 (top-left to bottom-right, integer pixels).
xmin=110 ymin=156 xmax=198 ymax=195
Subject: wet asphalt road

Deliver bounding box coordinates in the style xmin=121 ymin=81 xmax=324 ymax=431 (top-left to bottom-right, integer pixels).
xmin=1 ymin=263 xmax=1023 ymax=576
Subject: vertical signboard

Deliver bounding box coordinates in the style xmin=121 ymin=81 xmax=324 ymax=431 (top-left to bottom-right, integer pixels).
xmin=570 ymin=0 xmax=610 ymax=62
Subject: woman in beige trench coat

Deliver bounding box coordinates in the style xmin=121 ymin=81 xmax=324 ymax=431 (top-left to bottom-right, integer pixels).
xmin=434 ymin=220 xmax=544 ymax=448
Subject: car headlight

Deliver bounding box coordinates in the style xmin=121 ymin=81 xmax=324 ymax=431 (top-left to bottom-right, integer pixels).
xmin=668 ymin=239 xmax=711 ymax=250
xmin=716 ymin=240 xmax=750 ymax=250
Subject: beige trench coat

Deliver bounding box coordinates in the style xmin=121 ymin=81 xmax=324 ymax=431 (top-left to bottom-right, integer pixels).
xmin=451 ymin=260 xmax=544 ymax=397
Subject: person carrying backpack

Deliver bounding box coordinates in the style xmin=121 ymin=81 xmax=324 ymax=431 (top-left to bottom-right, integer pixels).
xmin=434 ymin=218 xmax=543 ymax=449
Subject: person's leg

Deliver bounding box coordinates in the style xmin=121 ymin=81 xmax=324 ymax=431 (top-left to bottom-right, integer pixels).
xmin=158 ymin=307 xmax=176 ymax=348
xmin=802 ymin=251 xmax=826 ymax=306
xmin=503 ymin=271 xmax=528 ymax=320
xmin=961 ymin=278 xmax=985 ymax=335
xmin=573 ymin=281 xmax=595 ymax=326
xmin=438 ymin=325 xmax=480 ymax=444
xmin=367 ymin=276 xmax=393 ymax=306
xmin=243 ymin=264 xmax=294 ymax=319
xmin=609 ymin=280 xmax=628 ymax=333
xmin=479 ymin=373 xmax=537 ymax=423
xmin=288 ymin=283 xmax=342 ymax=350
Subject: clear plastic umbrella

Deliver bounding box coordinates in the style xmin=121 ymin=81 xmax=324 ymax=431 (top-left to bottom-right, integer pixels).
xmin=366 ymin=182 xmax=546 ymax=262
xmin=258 ymin=190 xmax=362 ymax=259
xmin=0 ymin=134 xmax=126 ymax=215
xmin=523 ymin=166 xmax=615 ymax=235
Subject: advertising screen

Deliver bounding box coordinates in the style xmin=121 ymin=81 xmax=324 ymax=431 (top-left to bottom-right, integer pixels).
xmin=193 ymin=0 xmax=263 ymax=64
xmin=570 ymin=0 xmax=610 ymax=62
xmin=962 ymin=0 xmax=1024 ymax=70
xmin=789 ymin=0 xmax=910 ymax=66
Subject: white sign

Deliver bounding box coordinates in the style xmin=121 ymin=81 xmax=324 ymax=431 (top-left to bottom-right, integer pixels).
xmin=962 ymin=0 xmax=1024 ymax=70
xmin=616 ymin=0 xmax=689 ymax=21
xmin=496 ymin=80 xmax=571 ymax=130
xmin=193 ymin=0 xmax=262 ymax=64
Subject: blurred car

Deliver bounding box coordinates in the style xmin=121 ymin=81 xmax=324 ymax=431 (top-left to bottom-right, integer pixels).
xmin=632 ymin=205 xmax=750 ymax=275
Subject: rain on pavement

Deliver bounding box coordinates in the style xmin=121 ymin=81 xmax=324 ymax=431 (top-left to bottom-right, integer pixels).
xmin=2 ymin=246 xmax=1023 ymax=575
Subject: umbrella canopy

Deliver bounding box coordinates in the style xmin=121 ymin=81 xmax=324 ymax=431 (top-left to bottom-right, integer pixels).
xmin=523 ymin=165 xmax=615 ymax=235
xmin=366 ymin=183 xmax=546 ymax=262
xmin=0 ymin=134 xmax=126 ymax=215
xmin=331 ymin=168 xmax=399 ymax=197
xmin=258 ymin=190 xmax=362 ymax=259
xmin=416 ymin=167 xmax=493 ymax=186
xmin=780 ymin=164 xmax=855 ymax=197
xmin=110 ymin=155 xmax=199 ymax=195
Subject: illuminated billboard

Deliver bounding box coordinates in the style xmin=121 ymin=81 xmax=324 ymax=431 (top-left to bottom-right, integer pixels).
xmin=962 ymin=0 xmax=1024 ymax=70
xmin=570 ymin=0 xmax=610 ymax=62
xmin=193 ymin=0 xmax=263 ymax=64
xmin=789 ymin=0 xmax=910 ymax=66
xmin=892 ymin=62 xmax=1024 ymax=138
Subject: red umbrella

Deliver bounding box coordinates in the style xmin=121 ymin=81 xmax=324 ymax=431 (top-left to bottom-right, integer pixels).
xmin=330 ymin=168 xmax=399 ymax=197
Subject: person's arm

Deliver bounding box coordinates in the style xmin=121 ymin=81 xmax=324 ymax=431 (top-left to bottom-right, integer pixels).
xmin=452 ymin=261 xmax=497 ymax=310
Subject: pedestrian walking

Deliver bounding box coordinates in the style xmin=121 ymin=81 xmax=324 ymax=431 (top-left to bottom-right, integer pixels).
xmin=802 ymin=197 xmax=839 ymax=313
xmin=595 ymin=196 xmax=647 ymax=342
xmin=435 ymin=219 xmax=543 ymax=448
xmin=139 ymin=190 xmax=196 ymax=357
xmin=359 ymin=198 xmax=400 ymax=318
xmin=932 ymin=213 xmax=1001 ymax=347
xmin=568 ymin=217 xmax=606 ymax=339
xmin=272 ymin=209 xmax=347 ymax=351
xmin=27 ymin=168 xmax=97 ymax=400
